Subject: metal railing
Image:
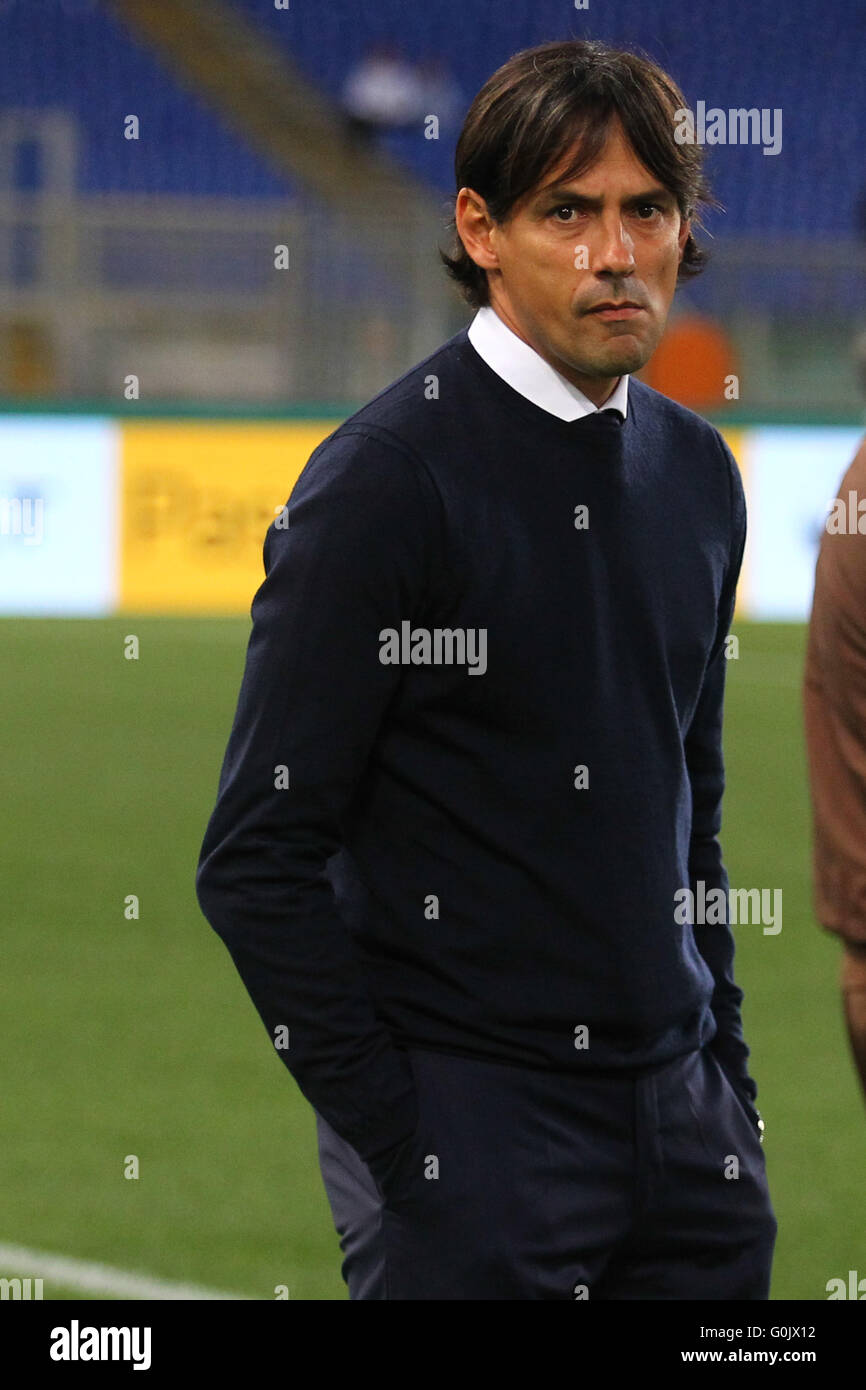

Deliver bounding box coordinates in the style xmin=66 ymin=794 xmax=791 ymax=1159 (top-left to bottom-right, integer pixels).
xmin=0 ymin=191 xmax=862 ymax=412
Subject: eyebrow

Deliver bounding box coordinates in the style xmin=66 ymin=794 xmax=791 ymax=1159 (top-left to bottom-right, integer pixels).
xmin=536 ymin=185 xmax=674 ymax=208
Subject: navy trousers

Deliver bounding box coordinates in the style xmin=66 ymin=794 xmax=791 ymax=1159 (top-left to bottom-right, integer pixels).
xmin=315 ymin=1044 xmax=777 ymax=1300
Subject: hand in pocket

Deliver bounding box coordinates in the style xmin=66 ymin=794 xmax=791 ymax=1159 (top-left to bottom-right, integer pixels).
xmin=714 ymin=1054 xmax=765 ymax=1142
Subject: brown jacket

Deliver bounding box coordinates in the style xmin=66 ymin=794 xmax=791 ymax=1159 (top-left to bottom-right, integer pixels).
xmin=804 ymin=435 xmax=866 ymax=945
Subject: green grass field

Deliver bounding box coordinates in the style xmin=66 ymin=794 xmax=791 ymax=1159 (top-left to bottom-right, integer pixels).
xmin=1 ymin=617 xmax=863 ymax=1301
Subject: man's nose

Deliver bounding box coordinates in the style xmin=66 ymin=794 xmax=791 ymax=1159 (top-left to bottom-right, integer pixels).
xmin=590 ymin=218 xmax=636 ymax=276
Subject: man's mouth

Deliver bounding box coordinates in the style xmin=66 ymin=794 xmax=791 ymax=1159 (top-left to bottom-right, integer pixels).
xmin=585 ymin=302 xmax=645 ymax=321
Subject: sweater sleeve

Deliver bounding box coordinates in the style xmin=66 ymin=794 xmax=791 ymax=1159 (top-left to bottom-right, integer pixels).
xmin=195 ymin=427 xmax=443 ymax=1169
xmin=685 ymin=432 xmax=757 ymax=1104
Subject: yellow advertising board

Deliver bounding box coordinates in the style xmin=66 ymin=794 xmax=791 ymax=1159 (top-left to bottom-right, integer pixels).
xmin=718 ymin=427 xmax=749 ymax=620
xmin=119 ymin=421 xmax=338 ymax=612
xmin=118 ymin=417 xmax=753 ymax=617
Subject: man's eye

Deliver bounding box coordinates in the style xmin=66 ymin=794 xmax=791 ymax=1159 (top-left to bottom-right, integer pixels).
xmin=635 ymin=203 xmax=663 ymax=219
xmin=552 ymin=205 xmax=580 ymax=221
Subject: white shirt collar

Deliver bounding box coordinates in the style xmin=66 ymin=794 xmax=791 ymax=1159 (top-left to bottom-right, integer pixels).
xmin=467 ymin=304 xmax=629 ymax=421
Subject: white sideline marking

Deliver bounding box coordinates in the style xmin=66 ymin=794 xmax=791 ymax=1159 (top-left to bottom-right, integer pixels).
xmin=0 ymin=1242 xmax=250 ymax=1300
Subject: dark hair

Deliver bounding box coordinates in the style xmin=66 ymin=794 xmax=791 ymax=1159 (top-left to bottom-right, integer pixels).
xmin=440 ymin=39 xmax=717 ymax=309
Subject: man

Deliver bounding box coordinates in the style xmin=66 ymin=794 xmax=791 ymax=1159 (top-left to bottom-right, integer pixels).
xmin=196 ymin=38 xmax=776 ymax=1300
xmin=804 ymin=436 xmax=866 ymax=1109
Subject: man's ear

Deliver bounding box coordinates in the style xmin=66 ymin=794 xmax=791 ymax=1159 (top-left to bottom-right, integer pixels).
xmin=677 ymin=216 xmax=691 ymax=263
xmin=455 ymin=187 xmax=500 ymax=273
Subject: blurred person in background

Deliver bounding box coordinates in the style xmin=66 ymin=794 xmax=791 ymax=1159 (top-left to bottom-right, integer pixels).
xmin=341 ymin=42 xmax=426 ymax=148
xmin=804 ymin=435 xmax=866 ymax=1109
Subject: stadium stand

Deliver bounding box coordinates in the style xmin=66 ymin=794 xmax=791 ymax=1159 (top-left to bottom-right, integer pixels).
xmin=0 ymin=0 xmax=862 ymax=406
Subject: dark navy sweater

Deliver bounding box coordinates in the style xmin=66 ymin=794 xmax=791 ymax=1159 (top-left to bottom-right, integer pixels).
xmin=196 ymin=325 xmax=752 ymax=1171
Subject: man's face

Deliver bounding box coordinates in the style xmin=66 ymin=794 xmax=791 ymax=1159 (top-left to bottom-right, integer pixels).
xmin=456 ymin=118 xmax=690 ymax=404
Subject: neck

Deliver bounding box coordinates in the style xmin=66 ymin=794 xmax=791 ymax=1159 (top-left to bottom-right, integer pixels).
xmin=485 ymin=298 xmax=620 ymax=407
